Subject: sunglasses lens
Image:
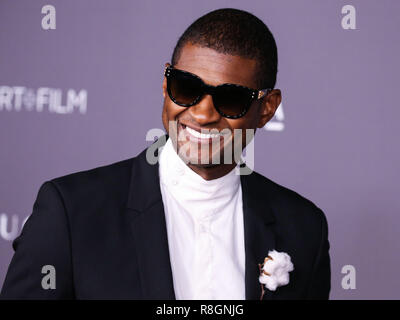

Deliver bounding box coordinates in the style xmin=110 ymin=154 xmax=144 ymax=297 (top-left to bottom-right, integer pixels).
xmin=213 ymin=85 xmax=253 ymax=117
xmin=168 ymin=69 xmax=203 ymax=105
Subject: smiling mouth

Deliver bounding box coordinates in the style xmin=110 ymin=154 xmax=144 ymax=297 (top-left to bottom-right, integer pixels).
xmin=178 ymin=122 xmax=231 ymax=144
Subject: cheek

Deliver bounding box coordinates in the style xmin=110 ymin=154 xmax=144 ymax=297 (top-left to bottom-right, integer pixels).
xmin=162 ymin=100 xmax=184 ymax=132
xmin=162 ymin=100 xmax=173 ymax=133
xmin=225 ymin=117 xmax=257 ymax=148
xmin=226 ymin=117 xmax=255 ymax=134
xmin=227 ymin=101 xmax=260 ymax=130
xmin=163 ymin=100 xmax=181 ymax=120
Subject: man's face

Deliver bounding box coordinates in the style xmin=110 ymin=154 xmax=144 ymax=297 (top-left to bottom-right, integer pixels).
xmin=162 ymin=42 xmax=280 ymax=172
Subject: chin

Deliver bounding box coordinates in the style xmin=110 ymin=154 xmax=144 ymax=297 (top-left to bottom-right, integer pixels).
xmin=188 ymin=161 xmax=220 ymax=168
xmin=177 ymin=144 xmax=226 ymax=166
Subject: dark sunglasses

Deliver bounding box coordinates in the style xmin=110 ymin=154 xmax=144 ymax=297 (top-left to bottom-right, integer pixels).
xmin=164 ymin=64 xmax=272 ymax=119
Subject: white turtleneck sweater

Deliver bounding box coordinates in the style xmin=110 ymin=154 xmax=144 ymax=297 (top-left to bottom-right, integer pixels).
xmin=158 ymin=138 xmax=246 ymax=300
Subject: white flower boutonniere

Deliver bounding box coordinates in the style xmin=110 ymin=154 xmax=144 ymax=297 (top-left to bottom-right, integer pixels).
xmin=258 ymin=250 xmax=294 ymax=300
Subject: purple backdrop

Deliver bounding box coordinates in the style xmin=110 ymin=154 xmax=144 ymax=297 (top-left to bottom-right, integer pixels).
xmin=1 ymin=0 xmax=399 ymax=299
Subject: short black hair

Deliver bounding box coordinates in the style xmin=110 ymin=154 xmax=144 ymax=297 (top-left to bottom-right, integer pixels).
xmin=171 ymin=8 xmax=278 ymax=89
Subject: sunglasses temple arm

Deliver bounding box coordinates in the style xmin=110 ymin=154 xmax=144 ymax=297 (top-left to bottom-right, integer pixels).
xmin=257 ymin=88 xmax=272 ymax=100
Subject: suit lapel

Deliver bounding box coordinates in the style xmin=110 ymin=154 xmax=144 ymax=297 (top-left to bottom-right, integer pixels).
xmin=125 ymin=134 xmax=277 ymax=300
xmin=125 ymin=135 xmax=175 ymax=299
xmin=241 ymin=170 xmax=276 ymax=300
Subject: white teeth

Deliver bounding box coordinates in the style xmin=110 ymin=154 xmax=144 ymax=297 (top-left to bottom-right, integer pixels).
xmin=185 ymin=126 xmax=223 ymax=139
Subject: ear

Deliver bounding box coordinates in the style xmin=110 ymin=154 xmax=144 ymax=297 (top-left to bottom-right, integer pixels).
xmin=256 ymin=89 xmax=282 ymax=128
xmin=162 ymin=77 xmax=167 ymax=99
xmin=162 ymin=62 xmax=170 ymax=99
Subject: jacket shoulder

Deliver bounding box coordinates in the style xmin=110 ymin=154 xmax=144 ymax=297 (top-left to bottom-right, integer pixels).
xmin=250 ymin=170 xmax=326 ymax=225
xmin=49 ymin=157 xmax=135 ymax=207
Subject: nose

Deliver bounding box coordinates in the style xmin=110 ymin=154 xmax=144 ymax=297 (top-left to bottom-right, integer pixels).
xmin=187 ymin=94 xmax=222 ymax=125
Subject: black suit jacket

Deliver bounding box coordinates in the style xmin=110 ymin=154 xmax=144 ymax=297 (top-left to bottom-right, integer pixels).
xmin=1 ymin=135 xmax=330 ymax=299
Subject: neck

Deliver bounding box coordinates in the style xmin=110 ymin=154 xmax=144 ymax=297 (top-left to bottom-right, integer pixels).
xmin=186 ymin=162 xmax=238 ymax=181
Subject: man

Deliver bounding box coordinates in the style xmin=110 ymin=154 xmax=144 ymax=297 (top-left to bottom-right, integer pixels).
xmin=1 ymin=8 xmax=330 ymax=300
